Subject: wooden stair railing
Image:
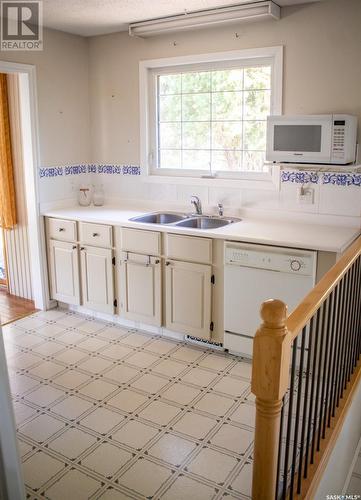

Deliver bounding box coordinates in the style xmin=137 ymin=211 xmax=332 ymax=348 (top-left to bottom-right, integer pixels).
xmin=251 ymin=234 xmax=361 ymax=500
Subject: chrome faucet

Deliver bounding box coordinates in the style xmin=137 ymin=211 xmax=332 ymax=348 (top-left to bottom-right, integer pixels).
xmin=217 ymin=203 xmax=224 ymax=217
xmin=190 ymin=195 xmax=202 ymax=215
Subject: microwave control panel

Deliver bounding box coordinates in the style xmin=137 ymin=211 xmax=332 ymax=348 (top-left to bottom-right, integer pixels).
xmin=331 ymin=114 xmax=357 ymax=163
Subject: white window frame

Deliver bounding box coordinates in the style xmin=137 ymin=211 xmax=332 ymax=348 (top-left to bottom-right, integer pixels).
xmin=140 ymin=46 xmax=283 ymax=188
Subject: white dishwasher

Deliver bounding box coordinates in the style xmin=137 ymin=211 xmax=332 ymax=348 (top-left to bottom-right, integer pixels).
xmin=224 ymin=242 xmax=317 ymax=357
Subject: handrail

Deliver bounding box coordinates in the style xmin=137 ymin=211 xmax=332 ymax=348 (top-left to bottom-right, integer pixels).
xmin=287 ymin=234 xmax=361 ymax=340
xmin=251 ymin=233 xmax=361 ymax=500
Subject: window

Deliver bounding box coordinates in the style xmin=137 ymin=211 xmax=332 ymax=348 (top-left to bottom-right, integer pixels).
xmin=141 ymin=47 xmax=283 ymax=180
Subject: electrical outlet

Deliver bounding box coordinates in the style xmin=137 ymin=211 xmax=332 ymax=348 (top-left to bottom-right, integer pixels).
xmin=297 ymin=186 xmax=314 ymax=205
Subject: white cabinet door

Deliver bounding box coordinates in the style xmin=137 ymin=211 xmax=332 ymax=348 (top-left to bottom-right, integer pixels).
xmin=119 ymin=252 xmax=161 ymax=326
xmin=49 ymin=240 xmax=80 ymax=305
xmin=80 ymin=246 xmax=114 ymax=314
xmin=165 ymin=259 xmax=212 ymax=339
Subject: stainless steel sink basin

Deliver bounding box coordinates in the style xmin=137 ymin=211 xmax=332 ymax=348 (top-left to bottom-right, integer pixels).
xmin=175 ymin=216 xmax=238 ymax=229
xmin=130 ymin=212 xmax=186 ymax=224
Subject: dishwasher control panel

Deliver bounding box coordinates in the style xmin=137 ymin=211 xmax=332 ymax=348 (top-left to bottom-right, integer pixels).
xmin=225 ymin=243 xmax=317 ymax=276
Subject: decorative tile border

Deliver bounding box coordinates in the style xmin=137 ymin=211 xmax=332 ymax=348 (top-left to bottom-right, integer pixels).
xmin=39 ymin=164 xmax=141 ymax=178
xmin=281 ymin=171 xmax=319 ymax=184
xmin=322 ymin=172 xmax=361 ymax=187
xmin=281 ymin=170 xmax=361 ymax=187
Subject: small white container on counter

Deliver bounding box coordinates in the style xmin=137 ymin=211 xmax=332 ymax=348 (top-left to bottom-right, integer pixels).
xmin=93 ymin=185 xmax=104 ymax=206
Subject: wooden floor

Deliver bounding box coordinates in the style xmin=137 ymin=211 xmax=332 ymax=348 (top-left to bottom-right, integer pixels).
xmin=0 ymin=287 xmax=36 ymax=326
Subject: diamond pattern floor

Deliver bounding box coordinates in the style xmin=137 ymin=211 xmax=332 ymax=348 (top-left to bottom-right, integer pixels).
xmin=2 ymin=309 xmax=255 ymax=500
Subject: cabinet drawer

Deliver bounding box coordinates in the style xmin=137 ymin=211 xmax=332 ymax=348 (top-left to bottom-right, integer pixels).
xmin=48 ymin=218 xmax=77 ymax=242
xmin=165 ymin=234 xmax=212 ymax=264
xmin=121 ymin=228 xmax=161 ymax=256
xmin=79 ymin=222 xmax=112 ymax=248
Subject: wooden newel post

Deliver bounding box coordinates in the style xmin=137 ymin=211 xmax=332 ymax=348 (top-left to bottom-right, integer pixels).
xmin=251 ymin=299 xmax=292 ymax=500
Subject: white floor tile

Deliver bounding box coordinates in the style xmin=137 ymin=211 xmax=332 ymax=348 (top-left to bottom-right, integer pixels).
xmin=188 ymin=447 xmax=238 ymax=484
xmin=117 ymin=458 xmax=172 ymax=497
xmin=48 ymin=428 xmax=97 ymax=459
xmin=80 ymin=407 xmax=123 ymax=434
xmin=82 ymin=442 xmax=132 ymax=478
xmin=44 ymin=469 xmax=102 ymax=500
xmin=22 ymin=450 xmax=65 ymax=490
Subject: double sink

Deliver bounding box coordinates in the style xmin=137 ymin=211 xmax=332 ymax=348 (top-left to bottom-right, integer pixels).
xmin=129 ymin=212 xmax=241 ymax=230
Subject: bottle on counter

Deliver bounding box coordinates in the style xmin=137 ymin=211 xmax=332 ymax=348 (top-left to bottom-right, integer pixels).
xmin=93 ymin=184 xmax=104 ymax=206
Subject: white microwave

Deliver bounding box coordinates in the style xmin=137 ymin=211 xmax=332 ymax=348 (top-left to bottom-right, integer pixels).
xmin=266 ymin=114 xmax=358 ymax=165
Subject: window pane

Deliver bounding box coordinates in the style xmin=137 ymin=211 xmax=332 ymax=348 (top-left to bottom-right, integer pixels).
xmin=183 ymin=122 xmax=210 ymax=149
xmin=183 ymin=150 xmax=210 ymax=170
xmin=182 ymin=93 xmax=210 ymax=121
xmin=182 ymin=71 xmax=210 ymax=93
xmin=243 ymin=151 xmax=266 ymax=171
xmin=212 ymin=150 xmax=242 ymax=171
xmin=159 ymin=95 xmax=181 ymax=121
xmin=212 ymin=92 xmax=242 ymax=120
xmin=159 ymin=74 xmax=181 ymax=95
xmin=244 ymin=66 xmax=271 ymax=90
xmin=212 ymin=69 xmax=243 ymax=91
xmin=159 ymin=150 xmax=181 ymax=169
xmin=212 ymin=122 xmax=242 ymax=150
xmin=159 ymin=123 xmax=181 ymax=149
xmin=244 ymin=121 xmax=267 ymax=150
xmin=244 ymin=90 xmax=270 ymax=120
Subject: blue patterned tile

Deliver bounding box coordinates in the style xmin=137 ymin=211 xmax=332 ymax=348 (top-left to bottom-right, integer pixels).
xmin=39 ymin=167 xmax=63 ymax=178
xmin=64 ymin=164 xmax=87 ymax=175
xmin=281 ymin=170 xmax=319 ymax=184
xmin=39 ymin=163 xmax=141 ymax=179
xmin=322 ymin=172 xmax=361 ymax=187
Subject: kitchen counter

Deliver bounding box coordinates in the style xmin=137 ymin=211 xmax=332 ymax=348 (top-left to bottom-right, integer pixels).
xmin=42 ymin=205 xmax=360 ymax=254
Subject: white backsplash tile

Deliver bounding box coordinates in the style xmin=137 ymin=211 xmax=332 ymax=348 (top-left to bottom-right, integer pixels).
xmin=279 ymin=182 xmax=320 ymax=214
xmin=176 ymin=185 xmax=209 ymax=206
xmin=208 ymin=187 xmax=242 ymax=208
xmin=319 ymin=184 xmax=361 ymax=217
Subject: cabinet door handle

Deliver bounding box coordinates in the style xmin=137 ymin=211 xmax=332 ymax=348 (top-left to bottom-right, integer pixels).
xmin=80 ymin=247 xmax=85 ymax=251
xmin=72 ymin=245 xmax=77 ymax=250
xmin=155 ymin=259 xmax=160 ymax=264
xmin=165 ymin=261 xmax=170 ymax=266
xmin=92 ymin=232 xmax=99 ymax=237
xmin=58 ymin=228 xmax=65 ymax=232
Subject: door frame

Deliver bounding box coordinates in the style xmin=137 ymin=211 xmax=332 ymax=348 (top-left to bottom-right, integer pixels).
xmin=0 ymin=60 xmax=47 ymax=309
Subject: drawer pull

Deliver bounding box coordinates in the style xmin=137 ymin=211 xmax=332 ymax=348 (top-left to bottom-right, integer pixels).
xmin=155 ymin=259 xmax=160 ymax=264
xmin=72 ymin=245 xmax=77 ymax=250
xmin=165 ymin=261 xmax=170 ymax=266
xmin=80 ymin=247 xmax=85 ymax=251
xmin=58 ymin=228 xmax=65 ymax=232
xmin=92 ymin=232 xmax=99 ymax=237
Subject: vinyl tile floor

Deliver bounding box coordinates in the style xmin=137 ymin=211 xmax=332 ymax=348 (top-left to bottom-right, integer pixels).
xmin=2 ymin=309 xmax=255 ymax=500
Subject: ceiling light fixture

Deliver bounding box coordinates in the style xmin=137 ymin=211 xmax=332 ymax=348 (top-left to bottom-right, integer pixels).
xmin=128 ymin=1 xmax=281 ymax=38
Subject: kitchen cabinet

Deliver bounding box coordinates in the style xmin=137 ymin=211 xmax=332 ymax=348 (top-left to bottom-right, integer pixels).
xmin=48 ymin=239 xmax=80 ymax=305
xmin=165 ymin=259 xmax=212 ymax=339
xmin=119 ymin=251 xmax=161 ymax=326
xmin=80 ymin=246 xmax=114 ymax=314
xmin=47 ymin=218 xmax=114 ymax=314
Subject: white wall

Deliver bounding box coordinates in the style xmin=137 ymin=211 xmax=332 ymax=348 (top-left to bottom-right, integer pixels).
xmin=0 ymin=28 xmax=91 ymax=166
xmin=85 ymin=0 xmax=361 ymax=225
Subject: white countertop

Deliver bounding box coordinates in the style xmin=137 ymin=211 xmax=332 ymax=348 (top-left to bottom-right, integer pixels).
xmin=42 ymin=205 xmax=360 ymax=254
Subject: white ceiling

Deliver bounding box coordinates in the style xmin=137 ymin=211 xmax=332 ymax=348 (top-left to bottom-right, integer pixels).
xmin=42 ymin=0 xmax=324 ymax=37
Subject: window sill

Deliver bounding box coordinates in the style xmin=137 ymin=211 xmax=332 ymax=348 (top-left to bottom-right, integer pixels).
xmin=142 ymin=173 xmax=279 ymax=191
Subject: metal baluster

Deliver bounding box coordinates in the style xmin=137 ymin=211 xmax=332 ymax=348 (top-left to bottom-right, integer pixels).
xmin=341 ymin=266 xmax=353 ymax=392
xmin=345 ymin=263 xmax=357 ymax=382
xmin=354 ymin=257 xmax=361 ymax=367
xmin=326 ymin=287 xmax=338 ymax=428
xmin=290 ymin=327 xmax=306 ymax=498
xmin=331 ymin=277 xmax=344 ymax=417
xmin=336 ymin=272 xmax=349 ymax=406
xmin=304 ymin=314 xmax=318 ymax=478
xmin=282 ymin=339 xmax=298 ymax=499
xmin=311 ymin=304 xmax=324 ymax=461
xmin=298 ymin=322 xmax=312 ymax=494
xmin=276 ymin=398 xmax=285 ymax=500
xmin=318 ymin=294 xmax=333 ymax=445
